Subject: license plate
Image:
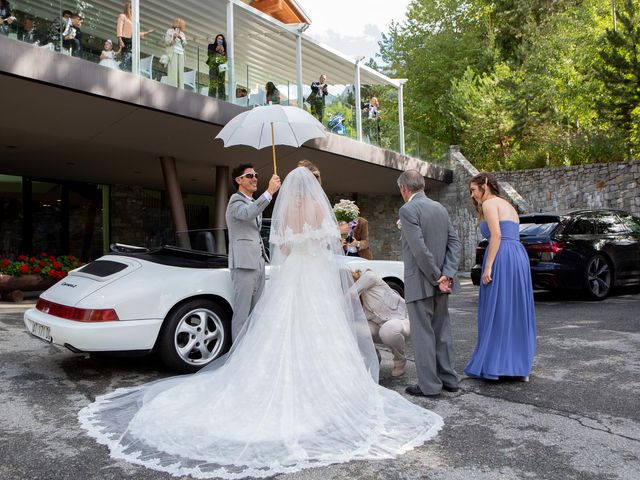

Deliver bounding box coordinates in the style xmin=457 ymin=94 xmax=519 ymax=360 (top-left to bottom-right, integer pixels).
xmin=30 ymin=321 xmax=52 ymax=342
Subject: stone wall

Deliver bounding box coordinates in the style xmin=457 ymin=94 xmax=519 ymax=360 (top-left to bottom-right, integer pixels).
xmin=496 ymin=161 xmax=640 ymax=216
xmin=434 ymin=151 xmax=640 ymax=272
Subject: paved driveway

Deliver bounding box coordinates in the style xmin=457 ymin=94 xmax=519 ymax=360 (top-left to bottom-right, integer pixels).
xmin=1 ymin=282 xmax=639 ymax=480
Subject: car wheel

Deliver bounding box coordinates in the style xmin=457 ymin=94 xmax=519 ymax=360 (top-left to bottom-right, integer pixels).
xmin=157 ymin=299 xmax=231 ymax=373
xmin=583 ymin=254 xmax=612 ymax=300
xmin=384 ymin=279 xmax=404 ymax=298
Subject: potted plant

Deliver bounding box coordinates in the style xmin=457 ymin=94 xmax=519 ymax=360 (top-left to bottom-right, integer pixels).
xmin=0 ymin=253 xmax=83 ymax=302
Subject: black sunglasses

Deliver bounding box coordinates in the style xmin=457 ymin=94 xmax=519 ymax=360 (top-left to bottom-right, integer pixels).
xmin=238 ymin=172 xmax=258 ymax=179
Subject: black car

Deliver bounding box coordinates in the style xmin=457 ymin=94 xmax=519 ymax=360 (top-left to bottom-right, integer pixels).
xmin=471 ymin=209 xmax=640 ymax=299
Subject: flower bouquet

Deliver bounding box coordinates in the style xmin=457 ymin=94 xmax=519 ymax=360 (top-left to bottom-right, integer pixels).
xmin=332 ymin=199 xmax=359 ymax=223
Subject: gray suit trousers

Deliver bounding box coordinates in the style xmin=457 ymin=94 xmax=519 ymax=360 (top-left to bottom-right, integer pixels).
xmin=407 ymin=294 xmax=458 ymax=394
xmin=230 ymin=257 xmax=265 ymax=341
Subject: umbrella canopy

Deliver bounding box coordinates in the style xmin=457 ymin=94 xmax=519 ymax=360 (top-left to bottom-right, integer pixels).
xmin=216 ymin=105 xmax=326 ymax=150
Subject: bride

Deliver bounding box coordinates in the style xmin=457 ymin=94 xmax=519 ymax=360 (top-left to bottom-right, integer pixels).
xmin=79 ymin=166 xmax=443 ymax=479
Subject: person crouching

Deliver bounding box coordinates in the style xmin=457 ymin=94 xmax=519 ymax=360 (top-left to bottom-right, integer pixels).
xmin=352 ymin=269 xmax=410 ymax=376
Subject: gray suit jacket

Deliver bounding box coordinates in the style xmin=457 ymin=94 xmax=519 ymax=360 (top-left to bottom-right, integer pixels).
xmin=399 ymin=191 xmax=462 ymax=303
xmin=225 ymin=192 xmax=271 ymax=269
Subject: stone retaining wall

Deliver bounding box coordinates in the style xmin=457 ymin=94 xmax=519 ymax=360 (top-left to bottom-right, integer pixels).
xmin=496 ymin=161 xmax=640 ymax=217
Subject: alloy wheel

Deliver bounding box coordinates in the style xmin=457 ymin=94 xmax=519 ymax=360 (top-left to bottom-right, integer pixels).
xmin=585 ymin=255 xmax=611 ymax=300
xmin=174 ymin=308 xmax=226 ymax=366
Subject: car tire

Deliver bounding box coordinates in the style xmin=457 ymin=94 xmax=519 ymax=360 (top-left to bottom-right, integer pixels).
xmin=384 ymin=279 xmax=404 ymax=298
xmin=583 ymin=254 xmax=612 ymax=301
xmin=157 ymin=299 xmax=231 ymax=373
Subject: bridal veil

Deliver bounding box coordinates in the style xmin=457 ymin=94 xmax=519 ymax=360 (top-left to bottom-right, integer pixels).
xmin=79 ymin=167 xmax=443 ymax=479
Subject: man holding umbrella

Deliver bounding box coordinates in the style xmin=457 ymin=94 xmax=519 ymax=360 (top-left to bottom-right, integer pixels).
xmin=226 ymin=164 xmax=281 ymax=341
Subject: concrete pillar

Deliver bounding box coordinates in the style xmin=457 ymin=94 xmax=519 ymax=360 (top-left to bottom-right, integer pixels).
xmin=397 ymin=79 xmax=408 ymax=155
xmin=132 ymin=0 xmax=140 ymax=75
xmin=355 ymin=57 xmax=364 ymax=142
xmin=214 ymin=166 xmax=229 ymax=254
xmin=296 ymin=33 xmax=303 ymax=108
xmin=160 ymin=156 xmax=191 ymax=249
xmin=226 ymin=1 xmax=235 ymax=101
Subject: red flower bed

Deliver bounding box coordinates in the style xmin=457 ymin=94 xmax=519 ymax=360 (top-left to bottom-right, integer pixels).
xmin=0 ymin=254 xmax=83 ymax=279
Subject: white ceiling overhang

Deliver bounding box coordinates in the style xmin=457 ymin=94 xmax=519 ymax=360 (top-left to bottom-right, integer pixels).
xmin=14 ymin=0 xmax=398 ymax=89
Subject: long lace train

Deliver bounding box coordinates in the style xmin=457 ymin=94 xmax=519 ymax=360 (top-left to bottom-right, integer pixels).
xmin=78 ymin=167 xmax=443 ymax=478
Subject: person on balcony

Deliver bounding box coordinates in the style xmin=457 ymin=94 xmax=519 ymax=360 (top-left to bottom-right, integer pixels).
xmin=18 ymin=17 xmax=41 ymax=44
xmin=46 ymin=9 xmax=72 ymax=51
xmin=0 ymin=0 xmax=15 ymax=37
xmin=207 ymin=34 xmax=227 ymax=99
xmin=99 ymin=39 xmax=120 ymax=69
xmin=362 ymin=96 xmax=381 ymax=145
xmin=116 ymin=2 xmax=155 ymax=72
xmin=308 ymin=74 xmax=328 ymax=123
xmin=62 ymin=13 xmax=83 ymax=57
xmin=163 ymin=18 xmax=187 ymax=88
xmin=265 ymin=82 xmax=281 ymax=105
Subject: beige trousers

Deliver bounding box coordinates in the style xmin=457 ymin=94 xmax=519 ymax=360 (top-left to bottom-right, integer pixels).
xmin=368 ymin=319 xmax=410 ymax=362
xmin=167 ymin=52 xmax=185 ymax=88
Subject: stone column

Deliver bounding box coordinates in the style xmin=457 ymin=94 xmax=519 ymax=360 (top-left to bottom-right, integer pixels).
xmin=160 ymin=156 xmax=191 ymax=249
xmin=214 ymin=166 xmax=229 ymax=254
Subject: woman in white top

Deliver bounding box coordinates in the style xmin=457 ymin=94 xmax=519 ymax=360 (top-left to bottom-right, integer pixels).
xmin=352 ymin=268 xmax=411 ymax=376
xmin=164 ymin=18 xmax=187 ymax=88
xmin=98 ymin=39 xmax=120 ymax=69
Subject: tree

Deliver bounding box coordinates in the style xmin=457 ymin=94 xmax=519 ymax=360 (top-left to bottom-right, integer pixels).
xmin=378 ymin=1 xmax=494 ymax=157
xmin=377 ymin=0 xmax=630 ymax=169
xmin=441 ymin=65 xmax=515 ymax=169
xmin=597 ymin=0 xmax=640 ymax=152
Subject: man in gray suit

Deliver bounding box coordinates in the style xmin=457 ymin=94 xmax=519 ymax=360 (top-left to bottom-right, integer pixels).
xmin=397 ymin=169 xmax=462 ymax=397
xmin=226 ymin=163 xmax=280 ymax=341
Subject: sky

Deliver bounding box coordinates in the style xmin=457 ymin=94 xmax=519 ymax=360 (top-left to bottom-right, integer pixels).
xmin=298 ymin=0 xmax=412 ymax=63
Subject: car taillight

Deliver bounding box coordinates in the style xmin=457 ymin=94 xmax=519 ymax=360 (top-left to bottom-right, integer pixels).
xmin=525 ymin=241 xmax=563 ymax=261
xmin=36 ymin=298 xmax=119 ymax=322
xmin=526 ymin=242 xmax=564 ymax=253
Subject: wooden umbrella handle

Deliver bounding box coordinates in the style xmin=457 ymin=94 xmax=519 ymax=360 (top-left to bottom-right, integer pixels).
xmin=270 ymin=122 xmax=277 ymax=175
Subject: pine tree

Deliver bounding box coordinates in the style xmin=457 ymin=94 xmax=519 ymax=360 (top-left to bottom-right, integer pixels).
xmin=597 ymin=0 xmax=640 ymax=152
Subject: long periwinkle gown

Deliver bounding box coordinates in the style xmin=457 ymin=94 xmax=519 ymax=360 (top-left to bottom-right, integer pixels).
xmin=464 ymin=220 xmax=536 ymax=380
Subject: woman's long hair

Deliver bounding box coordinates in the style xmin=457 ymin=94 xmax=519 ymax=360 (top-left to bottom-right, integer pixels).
xmin=265 ymin=81 xmax=278 ymax=97
xmin=209 ymin=33 xmax=226 ymax=54
xmin=123 ymin=2 xmax=132 ymax=18
xmin=468 ymin=172 xmax=503 ymax=220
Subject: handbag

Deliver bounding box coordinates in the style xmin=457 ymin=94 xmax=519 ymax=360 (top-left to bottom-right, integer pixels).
xmin=159 ymin=54 xmax=170 ymax=66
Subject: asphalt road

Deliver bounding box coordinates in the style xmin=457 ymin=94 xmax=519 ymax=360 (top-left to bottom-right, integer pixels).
xmin=1 ymin=281 xmax=639 ymax=480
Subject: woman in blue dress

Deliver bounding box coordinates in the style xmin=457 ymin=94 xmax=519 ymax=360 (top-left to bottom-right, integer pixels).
xmin=464 ymin=172 xmax=536 ymax=381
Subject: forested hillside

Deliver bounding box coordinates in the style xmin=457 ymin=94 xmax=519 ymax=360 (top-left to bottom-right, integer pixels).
xmin=377 ymin=0 xmax=639 ymax=170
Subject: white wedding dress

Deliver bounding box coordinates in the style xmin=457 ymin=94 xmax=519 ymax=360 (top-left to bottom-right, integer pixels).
xmin=79 ymin=167 xmax=443 ymax=479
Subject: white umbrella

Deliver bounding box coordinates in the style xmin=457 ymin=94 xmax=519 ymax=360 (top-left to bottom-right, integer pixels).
xmin=215 ymin=105 xmax=326 ymax=175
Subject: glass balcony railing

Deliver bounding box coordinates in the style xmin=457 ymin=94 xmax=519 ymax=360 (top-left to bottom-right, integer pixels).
xmin=3 ymin=1 xmax=442 ymax=164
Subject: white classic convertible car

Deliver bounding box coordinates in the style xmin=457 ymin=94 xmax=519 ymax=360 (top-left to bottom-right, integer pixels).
xmin=24 ymin=231 xmax=405 ymax=373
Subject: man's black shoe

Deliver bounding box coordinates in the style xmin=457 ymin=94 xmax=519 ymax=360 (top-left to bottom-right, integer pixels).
xmin=405 ymin=385 xmax=440 ymax=397
xmin=442 ymin=384 xmax=460 ymax=393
